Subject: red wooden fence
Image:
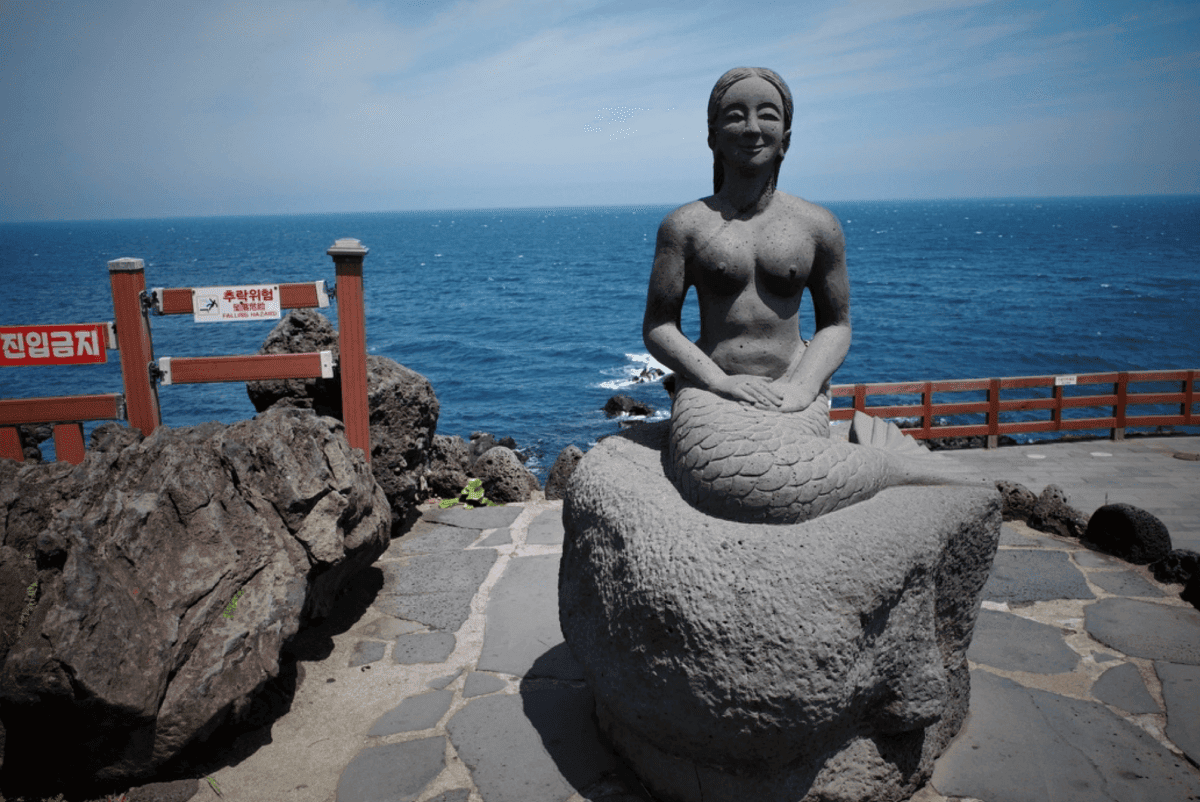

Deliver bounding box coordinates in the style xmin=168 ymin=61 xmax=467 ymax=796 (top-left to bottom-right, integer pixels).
xmin=830 ymin=369 xmax=1199 ymax=447
xmin=1 ymin=239 xmax=371 ymax=464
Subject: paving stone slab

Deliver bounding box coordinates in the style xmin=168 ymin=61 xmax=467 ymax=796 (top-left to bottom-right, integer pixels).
xmin=932 ymin=669 xmax=1200 ymax=802
xmin=1092 ymin=662 xmax=1159 ymax=714
xmin=479 ymin=554 xmax=584 ymax=679
xmin=393 ymin=523 xmax=484 ymax=554
xmin=463 ymin=672 xmax=509 ymax=698
xmin=445 ymin=686 xmax=619 ymax=802
xmin=352 ymin=616 xmax=424 ymax=640
xmin=526 ymin=509 xmax=565 ymax=545
xmin=429 ymin=669 xmax=462 ymax=690
xmin=376 ymin=550 xmax=498 ymax=631
xmin=337 ymin=736 xmax=447 ymax=802
xmin=368 ymin=690 xmax=454 ymax=735
xmin=393 ymin=632 xmax=457 ymax=664
xmin=999 ymin=524 xmax=1068 ymax=549
xmin=1156 ymin=661 xmax=1200 ymax=766
xmin=967 ymin=609 xmax=1081 ymax=674
xmin=425 ymin=792 xmax=471 ymax=802
xmin=1085 ymin=598 xmax=1200 ymax=664
xmin=425 ymin=504 xmax=524 ymax=530
xmin=349 ymin=641 xmax=387 ymax=668
xmin=1089 ymin=569 xmax=1165 ymax=597
xmin=982 ymin=550 xmax=1094 ymax=602
xmin=1074 ymin=550 xmax=1125 ymax=568
xmin=479 ymin=526 xmax=512 ymax=547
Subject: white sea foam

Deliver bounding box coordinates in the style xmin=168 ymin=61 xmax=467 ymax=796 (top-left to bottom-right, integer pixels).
xmin=596 ymin=352 xmax=668 ymax=391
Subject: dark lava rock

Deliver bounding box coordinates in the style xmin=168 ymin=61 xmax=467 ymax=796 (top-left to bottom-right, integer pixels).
xmin=1028 ymin=484 xmax=1088 ymax=540
xmin=1085 ymin=503 xmax=1172 ymax=565
xmin=995 ymin=480 xmax=1038 ymax=522
xmin=603 ymin=395 xmax=654 ymax=418
xmin=545 ymin=445 xmax=585 ymax=501
xmin=0 ymin=407 xmax=390 ymax=791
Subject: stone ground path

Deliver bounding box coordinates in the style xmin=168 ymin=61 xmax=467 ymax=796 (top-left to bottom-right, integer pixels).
xmin=177 ymin=435 xmax=1200 ymax=802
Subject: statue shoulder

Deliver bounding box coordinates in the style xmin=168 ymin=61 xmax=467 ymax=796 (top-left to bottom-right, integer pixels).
xmin=657 ymin=199 xmax=711 ymax=245
xmin=776 ymin=193 xmax=844 ymax=249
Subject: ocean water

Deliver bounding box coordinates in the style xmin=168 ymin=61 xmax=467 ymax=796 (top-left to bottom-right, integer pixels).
xmin=2 ymin=196 xmax=1197 ymax=477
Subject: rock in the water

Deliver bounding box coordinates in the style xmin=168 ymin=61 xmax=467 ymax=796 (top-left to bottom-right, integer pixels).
xmin=545 ymin=445 xmax=585 ymax=501
xmin=0 ymin=407 xmax=390 ymax=791
xmin=560 ymin=422 xmax=1001 ymax=802
xmin=467 ymin=432 xmax=521 ymax=467
xmin=603 ymin=395 xmax=654 ymax=418
xmin=1028 ymin=484 xmax=1088 ymax=539
xmin=245 ymin=310 xmax=439 ymax=524
xmin=428 ymin=434 xmax=472 ymax=499
xmin=1085 ymin=503 xmax=1172 ymax=565
xmin=472 ymin=446 xmax=539 ymax=503
xmin=247 ymin=308 xmax=342 ymax=416
xmin=996 ymin=480 xmax=1037 ymax=522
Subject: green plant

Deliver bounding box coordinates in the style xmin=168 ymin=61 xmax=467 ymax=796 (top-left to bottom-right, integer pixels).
xmin=204 ymin=776 xmax=223 ymax=797
xmin=438 ymin=478 xmax=501 ymax=509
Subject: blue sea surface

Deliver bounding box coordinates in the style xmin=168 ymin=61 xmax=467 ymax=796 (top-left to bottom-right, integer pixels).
xmin=2 ymin=196 xmax=1197 ymax=476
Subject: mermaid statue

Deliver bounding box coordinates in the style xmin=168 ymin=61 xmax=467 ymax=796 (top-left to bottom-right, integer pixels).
xmin=643 ymin=67 xmax=976 ymax=524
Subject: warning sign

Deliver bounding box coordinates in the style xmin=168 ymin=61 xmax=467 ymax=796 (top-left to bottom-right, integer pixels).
xmin=1 ymin=323 xmax=112 ymax=366
xmin=193 ymin=285 xmax=282 ymax=323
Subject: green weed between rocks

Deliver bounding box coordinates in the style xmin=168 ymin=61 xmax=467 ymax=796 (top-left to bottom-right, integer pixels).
xmin=438 ymin=478 xmax=501 ymax=509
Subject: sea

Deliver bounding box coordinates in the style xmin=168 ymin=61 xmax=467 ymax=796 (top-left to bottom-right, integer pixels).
xmin=2 ymin=195 xmax=1198 ymax=478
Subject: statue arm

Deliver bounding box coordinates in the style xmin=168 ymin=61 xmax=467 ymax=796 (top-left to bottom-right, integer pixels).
xmin=774 ymin=214 xmax=852 ymax=412
xmin=644 ymin=214 xmax=782 ymax=408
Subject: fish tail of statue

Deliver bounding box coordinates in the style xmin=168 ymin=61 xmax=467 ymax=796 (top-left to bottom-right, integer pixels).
xmin=849 ymin=410 xmax=988 ymax=489
xmin=667 ymin=390 xmax=986 ymax=524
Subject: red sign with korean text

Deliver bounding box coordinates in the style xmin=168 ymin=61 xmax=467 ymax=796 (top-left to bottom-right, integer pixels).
xmin=0 ymin=323 xmax=112 ymax=366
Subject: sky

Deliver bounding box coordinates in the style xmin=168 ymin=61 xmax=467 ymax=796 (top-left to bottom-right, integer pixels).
xmin=2 ymin=0 xmax=1198 ymax=221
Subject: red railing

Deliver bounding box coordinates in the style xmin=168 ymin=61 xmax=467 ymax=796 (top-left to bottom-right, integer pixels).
xmin=830 ymin=369 xmax=1199 ymax=447
xmin=0 ymin=322 xmax=123 ymax=464
xmin=1 ymin=239 xmax=371 ymax=464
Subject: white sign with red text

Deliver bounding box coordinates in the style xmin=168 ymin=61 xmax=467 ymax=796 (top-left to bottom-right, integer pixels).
xmin=192 ymin=285 xmax=282 ymax=323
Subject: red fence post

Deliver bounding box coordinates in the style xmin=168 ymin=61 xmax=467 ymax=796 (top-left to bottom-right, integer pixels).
xmin=1184 ymin=371 xmax=1195 ymax=426
xmin=327 ymin=239 xmax=370 ymax=461
xmin=108 ymin=258 xmax=160 ymax=436
xmin=921 ymin=381 xmax=933 ymax=438
xmin=53 ymin=422 xmax=86 ymax=465
xmin=854 ymin=384 xmax=866 ymax=414
xmin=0 ymin=427 xmax=23 ymax=462
xmin=1112 ymin=371 xmax=1128 ymax=441
xmin=987 ymin=378 xmax=1001 ymax=448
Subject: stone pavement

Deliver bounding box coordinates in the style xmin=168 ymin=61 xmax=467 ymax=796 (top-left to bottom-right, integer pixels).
xmin=194 ymin=435 xmax=1200 ymax=802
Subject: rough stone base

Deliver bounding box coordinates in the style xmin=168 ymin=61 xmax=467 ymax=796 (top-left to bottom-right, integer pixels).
xmin=560 ymin=422 xmax=1001 ymax=802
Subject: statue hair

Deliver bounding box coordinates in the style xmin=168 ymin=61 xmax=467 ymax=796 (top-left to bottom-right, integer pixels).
xmin=707 ymin=67 xmax=793 ymax=194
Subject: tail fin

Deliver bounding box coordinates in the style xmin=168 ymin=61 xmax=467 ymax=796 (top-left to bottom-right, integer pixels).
xmin=849 ymin=411 xmax=988 ymax=488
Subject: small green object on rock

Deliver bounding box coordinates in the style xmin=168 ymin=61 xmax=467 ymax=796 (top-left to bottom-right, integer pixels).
xmin=438 ymin=478 xmax=501 ymax=509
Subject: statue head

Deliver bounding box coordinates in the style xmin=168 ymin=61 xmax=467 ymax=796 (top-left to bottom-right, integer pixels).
xmin=707 ymin=67 xmax=793 ymax=194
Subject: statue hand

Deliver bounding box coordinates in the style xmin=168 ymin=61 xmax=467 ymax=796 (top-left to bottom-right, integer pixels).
xmin=771 ymin=381 xmax=819 ymax=413
xmin=712 ymin=374 xmax=783 ymax=409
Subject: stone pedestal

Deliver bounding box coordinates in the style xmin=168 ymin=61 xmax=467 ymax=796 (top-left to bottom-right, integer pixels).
xmin=560 ymin=422 xmax=1000 ymax=802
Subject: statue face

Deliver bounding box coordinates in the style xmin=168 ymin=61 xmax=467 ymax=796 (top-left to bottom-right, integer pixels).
xmin=711 ymin=75 xmax=787 ymax=172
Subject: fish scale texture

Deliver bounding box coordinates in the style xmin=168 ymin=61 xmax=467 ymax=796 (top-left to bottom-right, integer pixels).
xmin=669 ymin=388 xmax=891 ymax=523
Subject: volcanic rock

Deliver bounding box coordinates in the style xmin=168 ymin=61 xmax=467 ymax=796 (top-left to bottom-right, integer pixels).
xmin=995 ymin=480 xmax=1038 ymax=522
xmin=1028 ymin=484 xmax=1088 ymax=539
xmin=428 ymin=434 xmax=472 ymax=499
xmin=1084 ymin=503 xmax=1172 ymax=565
xmin=0 ymin=407 xmax=390 ymax=791
xmin=545 ymin=445 xmax=585 ymax=501
xmin=246 ymin=309 xmax=439 ymax=523
xmin=472 ymin=447 xmax=539 ymax=503
xmin=602 ymin=395 xmax=653 ymax=418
